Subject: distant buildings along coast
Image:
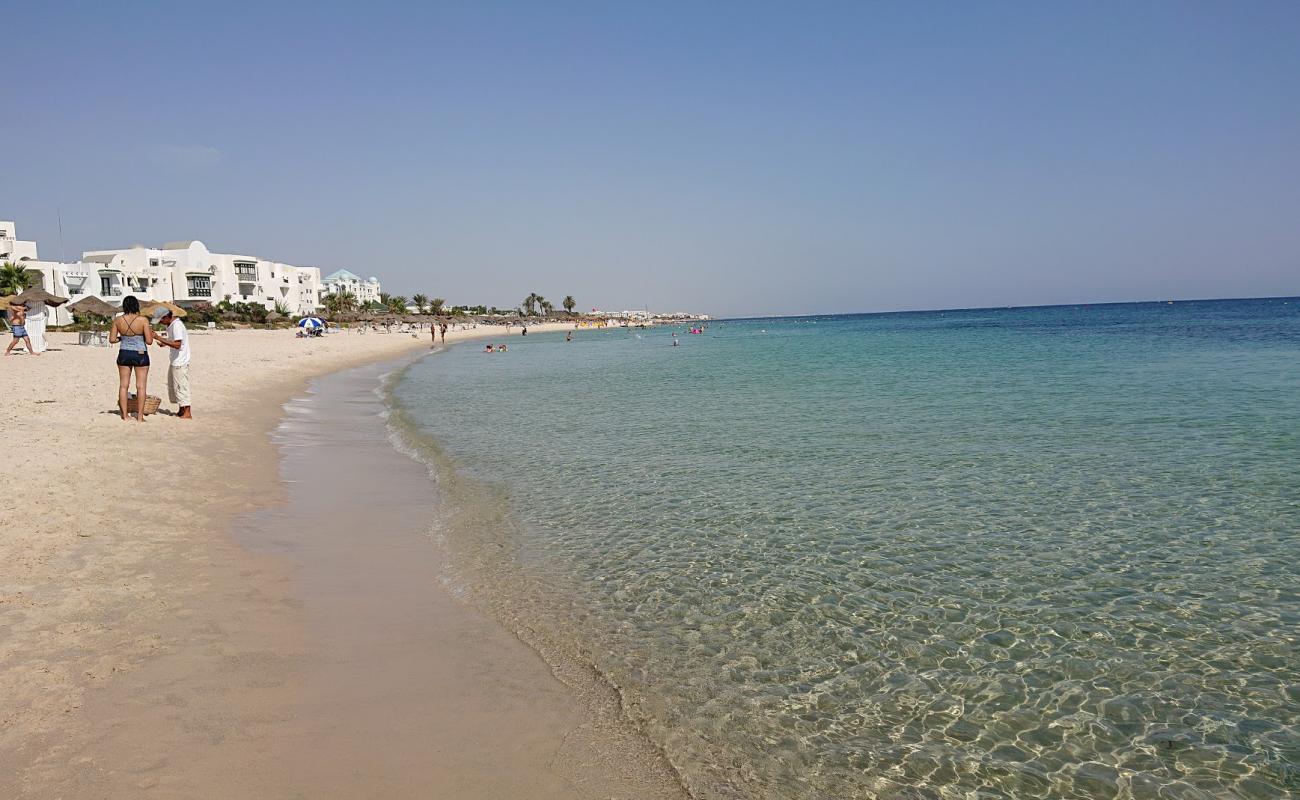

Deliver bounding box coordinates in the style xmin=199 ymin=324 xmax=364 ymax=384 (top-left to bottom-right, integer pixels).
xmin=320 ymin=269 xmax=383 ymax=306
xmin=1 ymin=220 xmax=383 ymax=324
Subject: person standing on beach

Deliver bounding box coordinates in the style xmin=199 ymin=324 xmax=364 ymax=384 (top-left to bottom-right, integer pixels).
xmin=4 ymin=302 xmax=38 ymax=356
xmin=151 ymin=307 xmax=192 ymax=419
xmin=439 ymin=321 xmax=448 ymax=343
xmin=109 ymin=295 xmax=154 ymax=422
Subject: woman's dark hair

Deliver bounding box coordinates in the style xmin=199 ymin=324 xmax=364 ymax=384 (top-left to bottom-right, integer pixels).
xmin=122 ymin=295 xmax=140 ymax=314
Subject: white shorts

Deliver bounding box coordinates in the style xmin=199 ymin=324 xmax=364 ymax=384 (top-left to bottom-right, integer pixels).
xmin=168 ymin=364 xmax=191 ymax=406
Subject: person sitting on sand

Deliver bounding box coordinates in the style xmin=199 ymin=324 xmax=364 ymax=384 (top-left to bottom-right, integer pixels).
xmin=4 ymin=302 xmax=38 ymax=356
xmin=151 ymin=307 xmax=192 ymax=419
xmin=108 ymin=295 xmax=155 ymax=422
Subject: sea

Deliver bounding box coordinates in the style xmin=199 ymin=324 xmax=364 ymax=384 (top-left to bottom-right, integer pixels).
xmin=387 ymin=298 xmax=1299 ymax=799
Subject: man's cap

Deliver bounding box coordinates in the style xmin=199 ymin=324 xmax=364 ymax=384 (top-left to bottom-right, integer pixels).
xmin=151 ymin=307 xmax=172 ymax=323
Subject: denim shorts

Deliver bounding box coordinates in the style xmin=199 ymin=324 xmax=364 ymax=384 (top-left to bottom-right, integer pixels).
xmin=117 ymin=349 xmax=150 ymax=367
xmin=11 ymin=325 xmax=26 ymax=338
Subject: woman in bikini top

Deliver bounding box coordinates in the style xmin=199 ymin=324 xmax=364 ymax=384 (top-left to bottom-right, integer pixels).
xmin=108 ymin=295 xmax=155 ymax=422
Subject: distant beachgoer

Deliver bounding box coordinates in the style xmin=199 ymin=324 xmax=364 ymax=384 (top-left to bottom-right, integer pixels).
xmin=4 ymin=302 xmax=37 ymax=356
xmin=151 ymin=307 xmax=192 ymax=419
xmin=485 ymin=344 xmax=494 ymax=353
xmin=109 ymin=295 xmax=155 ymax=422
xmin=499 ymin=344 xmax=508 ymax=352
xmin=439 ymin=322 xmax=448 ymax=343
xmin=565 ymin=331 xmax=572 ymax=342
xmin=521 ymin=326 xmax=527 ymax=336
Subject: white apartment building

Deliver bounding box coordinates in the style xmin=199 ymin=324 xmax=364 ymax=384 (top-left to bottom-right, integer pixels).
xmin=82 ymin=240 xmax=323 ymax=316
xmin=2 ymin=221 xmax=324 ymax=323
xmin=321 ymin=269 xmax=382 ymax=305
xmin=2 ymin=220 xmax=110 ymax=325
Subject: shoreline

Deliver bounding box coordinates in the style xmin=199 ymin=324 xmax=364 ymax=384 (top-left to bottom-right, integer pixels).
xmin=0 ymin=321 xmax=646 ymax=797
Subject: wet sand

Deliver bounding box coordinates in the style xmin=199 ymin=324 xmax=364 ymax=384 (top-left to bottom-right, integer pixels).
xmin=2 ymin=324 xmax=682 ymax=798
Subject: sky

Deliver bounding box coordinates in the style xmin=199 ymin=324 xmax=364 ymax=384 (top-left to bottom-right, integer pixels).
xmin=5 ymin=1 xmax=1299 ymax=317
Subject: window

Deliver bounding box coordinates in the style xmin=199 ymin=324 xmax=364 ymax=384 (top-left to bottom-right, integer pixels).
xmin=235 ymin=262 xmax=257 ymax=279
xmin=149 ymin=259 xmax=160 ymax=267
xmin=101 ymin=276 xmax=112 ymax=295
xmin=187 ymin=276 xmax=212 ymax=297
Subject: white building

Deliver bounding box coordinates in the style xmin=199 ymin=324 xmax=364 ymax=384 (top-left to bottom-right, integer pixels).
xmin=2 ymin=221 xmax=324 ymax=323
xmin=81 ymin=241 xmax=322 ymax=316
xmin=2 ymin=220 xmax=109 ymax=326
xmin=321 ymin=269 xmax=382 ymax=305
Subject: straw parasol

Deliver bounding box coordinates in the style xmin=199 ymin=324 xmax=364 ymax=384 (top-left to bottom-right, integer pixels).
xmin=139 ymin=300 xmax=187 ymax=318
xmin=0 ymin=295 xmax=14 ymax=311
xmin=67 ymin=296 xmax=119 ymax=318
xmin=12 ymin=287 xmax=69 ymax=307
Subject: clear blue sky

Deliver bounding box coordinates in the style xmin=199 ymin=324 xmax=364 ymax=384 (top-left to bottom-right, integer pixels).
xmin=7 ymin=1 xmax=1299 ymax=316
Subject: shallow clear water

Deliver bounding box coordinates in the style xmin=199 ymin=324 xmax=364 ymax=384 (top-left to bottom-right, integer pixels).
xmin=393 ymin=300 xmax=1300 ymax=799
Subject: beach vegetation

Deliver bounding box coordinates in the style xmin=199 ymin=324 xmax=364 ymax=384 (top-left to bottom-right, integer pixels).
xmin=273 ymin=300 xmax=292 ymax=317
xmin=411 ymin=293 xmax=428 ymax=314
xmin=563 ymin=295 xmax=576 ymax=314
xmin=0 ymin=262 xmax=34 ymax=295
xmin=187 ymin=302 xmax=220 ymax=325
xmin=430 ymin=297 xmax=446 ymax=315
xmin=540 ymin=299 xmax=554 ymax=316
xmin=214 ymin=296 xmax=269 ymax=324
xmin=387 ymin=295 xmax=408 ymax=314
xmin=323 ymin=291 xmax=358 ymax=314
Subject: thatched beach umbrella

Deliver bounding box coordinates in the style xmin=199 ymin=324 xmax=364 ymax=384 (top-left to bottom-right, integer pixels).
xmin=139 ymin=300 xmax=187 ymax=318
xmin=67 ymin=296 xmax=120 ymax=318
xmin=12 ymin=287 xmax=69 ymax=307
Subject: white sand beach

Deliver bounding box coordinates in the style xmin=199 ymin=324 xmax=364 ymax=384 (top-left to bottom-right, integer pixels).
xmin=0 ymin=323 xmax=683 ymax=798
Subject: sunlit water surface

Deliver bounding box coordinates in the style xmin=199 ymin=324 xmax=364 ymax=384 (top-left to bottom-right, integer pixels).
xmin=393 ymin=300 xmax=1299 ymax=799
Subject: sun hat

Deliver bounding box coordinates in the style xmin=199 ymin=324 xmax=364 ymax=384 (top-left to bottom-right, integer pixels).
xmin=151 ymin=307 xmax=172 ymax=323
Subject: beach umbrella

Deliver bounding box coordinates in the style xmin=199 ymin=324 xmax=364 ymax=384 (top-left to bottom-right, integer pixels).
xmin=67 ymin=296 xmax=119 ymax=318
xmin=139 ymin=300 xmax=187 ymax=318
xmin=297 ymin=316 xmax=325 ymax=331
xmin=12 ymin=287 xmax=69 ymax=307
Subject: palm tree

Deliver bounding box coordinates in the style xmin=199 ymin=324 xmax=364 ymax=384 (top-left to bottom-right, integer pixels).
xmin=534 ymin=295 xmax=547 ymax=317
xmin=387 ymin=295 xmax=408 ymax=314
xmin=522 ymin=293 xmax=539 ymax=315
xmin=411 ymin=293 xmax=428 ymax=314
xmin=378 ymin=292 xmax=393 ymax=308
xmin=563 ymin=295 xmax=576 ymax=314
xmin=0 ymin=262 xmax=33 ymax=296
xmin=429 ymin=297 xmax=446 ymax=315
xmin=323 ymin=290 xmax=358 ymax=314
xmin=540 ymin=299 xmax=554 ymax=316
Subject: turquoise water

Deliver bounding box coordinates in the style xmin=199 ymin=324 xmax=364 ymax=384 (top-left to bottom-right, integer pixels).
xmin=392 ymin=299 xmax=1300 ymax=799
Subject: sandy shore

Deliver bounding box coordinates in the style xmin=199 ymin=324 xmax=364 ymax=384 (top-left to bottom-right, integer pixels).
xmin=0 ymin=322 xmax=681 ymax=797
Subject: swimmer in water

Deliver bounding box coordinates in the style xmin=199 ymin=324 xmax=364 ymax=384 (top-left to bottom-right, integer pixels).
xmin=485 ymin=344 xmax=494 ymax=353
xmin=499 ymin=344 xmax=508 ymax=352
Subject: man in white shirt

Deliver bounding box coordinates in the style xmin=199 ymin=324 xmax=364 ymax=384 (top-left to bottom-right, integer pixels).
xmin=152 ymin=307 xmax=192 ymax=418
